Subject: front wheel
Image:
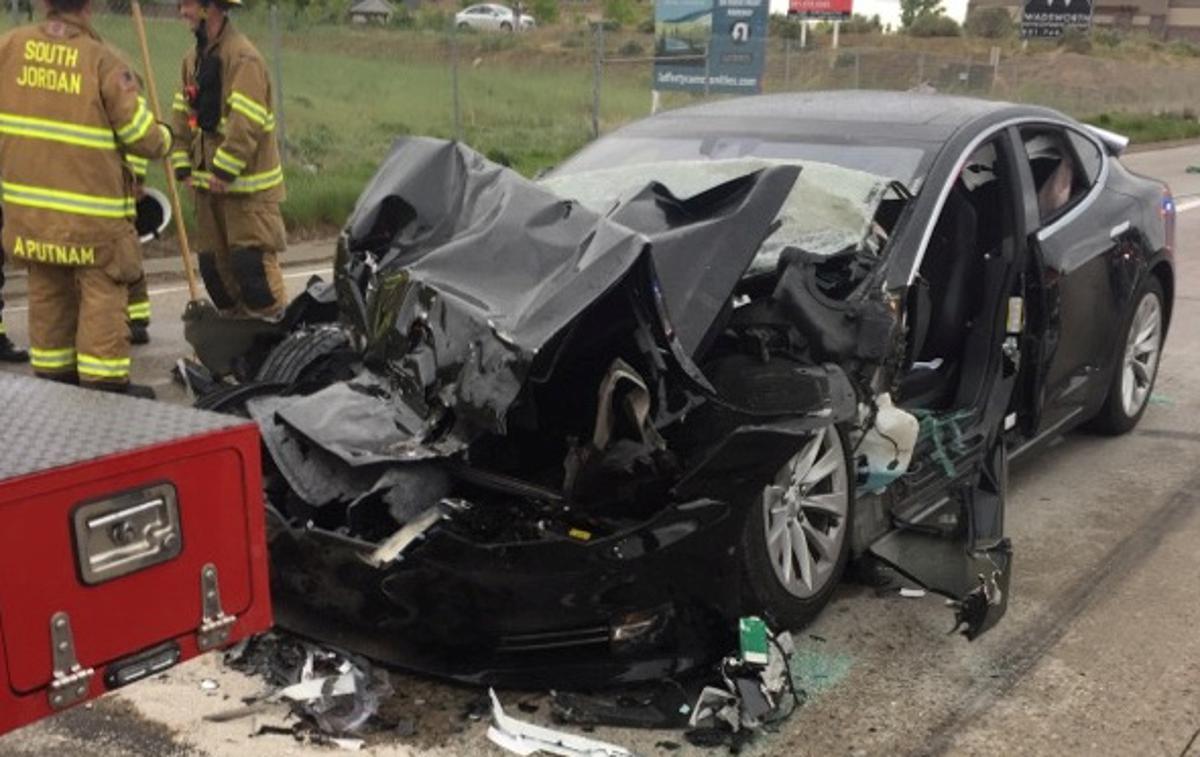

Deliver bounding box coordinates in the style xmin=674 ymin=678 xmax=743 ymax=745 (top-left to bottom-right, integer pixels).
xmin=740 ymin=424 xmax=854 ymax=629
xmin=1089 ymin=276 xmax=1165 ymax=435
xmin=500 ymin=21 xmax=513 ymax=31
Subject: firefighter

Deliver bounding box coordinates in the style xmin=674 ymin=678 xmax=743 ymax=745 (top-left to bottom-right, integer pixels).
xmin=0 ymin=0 xmax=171 ymax=395
xmin=0 ymin=208 xmax=31 ymax=363
xmin=174 ymin=0 xmax=287 ymax=319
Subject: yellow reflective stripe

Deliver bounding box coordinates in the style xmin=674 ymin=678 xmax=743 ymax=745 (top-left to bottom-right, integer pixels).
xmin=77 ymin=353 xmax=131 ymax=379
xmin=172 ymin=92 xmax=190 ymax=113
xmin=232 ymin=165 xmax=284 ymax=192
xmin=30 ymin=347 xmax=77 ymax=369
xmin=228 ymin=100 xmax=268 ymax=128
xmin=1 ymin=181 xmax=135 ymax=219
xmin=0 ymin=322 xmax=5 ymax=335
xmin=125 ymin=154 xmax=149 ymax=178
xmin=193 ymin=165 xmax=283 ymax=194
xmin=212 ymin=147 xmax=246 ymax=175
xmin=0 ymin=111 xmax=117 ymax=150
xmin=116 ymin=98 xmax=154 ymax=145
xmin=228 ymin=91 xmax=270 ymax=122
xmin=127 ymin=301 xmax=151 ymax=319
xmin=170 ymin=150 xmax=191 ymax=169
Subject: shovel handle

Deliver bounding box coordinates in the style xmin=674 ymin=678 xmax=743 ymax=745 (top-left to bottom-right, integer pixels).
xmin=130 ymin=0 xmax=200 ymax=302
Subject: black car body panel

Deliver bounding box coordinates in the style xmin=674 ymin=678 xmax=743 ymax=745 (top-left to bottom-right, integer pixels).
xmin=190 ymin=93 xmax=1174 ymax=687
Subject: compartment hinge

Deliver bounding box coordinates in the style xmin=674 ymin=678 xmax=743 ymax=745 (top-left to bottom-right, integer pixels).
xmin=49 ymin=611 xmax=94 ymax=710
xmin=197 ymin=563 xmax=235 ymax=652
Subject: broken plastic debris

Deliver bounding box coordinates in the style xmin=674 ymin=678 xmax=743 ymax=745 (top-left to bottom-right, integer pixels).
xmin=277 ymin=673 xmax=357 ymax=703
xmin=900 ymin=587 xmax=927 ymax=598
xmin=487 ymin=689 xmax=634 ymax=757
xmin=224 ymin=632 xmax=393 ymax=738
xmin=329 ymin=737 xmax=365 ymax=751
xmin=686 ymin=621 xmax=803 ymax=747
xmin=366 ymin=507 xmax=443 ymax=566
xmin=199 ymin=678 xmax=220 ymax=692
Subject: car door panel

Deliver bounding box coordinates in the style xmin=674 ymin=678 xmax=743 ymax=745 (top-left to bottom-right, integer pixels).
xmin=1033 ymin=187 xmax=1140 ymax=429
xmin=869 ymin=129 xmax=1026 ymax=640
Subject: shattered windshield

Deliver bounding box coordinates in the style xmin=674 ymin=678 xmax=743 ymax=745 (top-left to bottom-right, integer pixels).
xmin=541 ymin=158 xmax=894 ymax=275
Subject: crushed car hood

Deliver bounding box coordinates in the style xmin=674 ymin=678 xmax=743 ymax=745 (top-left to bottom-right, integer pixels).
xmin=320 ymin=137 xmax=801 ymax=451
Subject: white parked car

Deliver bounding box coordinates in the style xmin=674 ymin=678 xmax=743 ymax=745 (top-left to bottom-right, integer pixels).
xmin=455 ymin=3 xmax=536 ymax=32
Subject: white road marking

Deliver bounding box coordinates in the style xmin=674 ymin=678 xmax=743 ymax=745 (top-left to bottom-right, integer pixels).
xmin=1176 ymin=197 xmax=1200 ymax=213
xmin=2 ymin=266 xmax=331 ymax=315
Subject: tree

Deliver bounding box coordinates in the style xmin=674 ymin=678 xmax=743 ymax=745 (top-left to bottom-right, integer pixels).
xmin=908 ymin=13 xmax=961 ymax=36
xmin=531 ymin=0 xmax=558 ymax=24
xmin=900 ymin=0 xmax=944 ymax=29
xmin=964 ymin=7 xmax=1015 ymax=38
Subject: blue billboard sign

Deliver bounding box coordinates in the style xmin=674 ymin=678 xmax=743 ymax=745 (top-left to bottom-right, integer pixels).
xmin=654 ymin=0 xmax=767 ymax=95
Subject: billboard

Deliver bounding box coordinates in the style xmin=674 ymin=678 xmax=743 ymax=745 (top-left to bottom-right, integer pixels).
xmin=654 ymin=0 xmax=768 ymax=95
xmin=787 ymin=0 xmax=852 ymax=20
xmin=1021 ymin=0 xmax=1093 ymax=38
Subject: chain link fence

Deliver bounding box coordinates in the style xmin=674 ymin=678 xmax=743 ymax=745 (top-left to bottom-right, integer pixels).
xmin=766 ymin=40 xmax=1200 ymax=115
xmin=4 ymin=5 xmax=1200 ymax=232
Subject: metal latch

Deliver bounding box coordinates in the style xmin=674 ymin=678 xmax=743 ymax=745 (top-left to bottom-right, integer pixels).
xmin=197 ymin=563 xmax=235 ymax=652
xmin=48 ymin=612 xmax=94 ymax=710
xmin=72 ymin=483 xmax=182 ymax=585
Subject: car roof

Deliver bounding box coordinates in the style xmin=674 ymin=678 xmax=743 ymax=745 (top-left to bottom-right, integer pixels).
xmin=634 ymin=91 xmax=1063 ymax=143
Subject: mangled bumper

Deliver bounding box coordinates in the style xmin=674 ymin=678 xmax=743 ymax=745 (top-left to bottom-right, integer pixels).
xmin=266 ymin=497 xmax=746 ymax=687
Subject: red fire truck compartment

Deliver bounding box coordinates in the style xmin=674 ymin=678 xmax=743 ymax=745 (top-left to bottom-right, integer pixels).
xmin=0 ymin=372 xmax=272 ymax=736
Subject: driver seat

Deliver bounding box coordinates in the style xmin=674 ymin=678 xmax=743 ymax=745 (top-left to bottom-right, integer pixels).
xmin=900 ymin=183 xmax=982 ymax=408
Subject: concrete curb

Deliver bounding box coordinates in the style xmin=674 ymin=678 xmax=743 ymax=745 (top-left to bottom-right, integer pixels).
xmin=1126 ymin=136 xmax=1200 ymax=154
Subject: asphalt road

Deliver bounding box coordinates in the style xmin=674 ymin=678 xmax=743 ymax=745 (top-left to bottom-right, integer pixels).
xmin=2 ymin=145 xmax=1199 ymax=757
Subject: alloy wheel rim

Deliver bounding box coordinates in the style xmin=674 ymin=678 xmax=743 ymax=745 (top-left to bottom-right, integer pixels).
xmin=762 ymin=426 xmax=849 ymax=599
xmin=1120 ymin=292 xmax=1162 ymax=418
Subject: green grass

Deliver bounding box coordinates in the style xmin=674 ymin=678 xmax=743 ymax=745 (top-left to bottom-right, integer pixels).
xmin=1084 ymin=111 xmax=1200 ymax=145
xmin=7 ymin=13 xmax=1200 ymax=238
xmin=0 ymin=14 xmax=655 ymax=236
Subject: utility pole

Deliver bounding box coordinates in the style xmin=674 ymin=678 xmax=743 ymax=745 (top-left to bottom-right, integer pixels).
xmin=451 ymin=18 xmax=462 ymax=141
xmin=784 ymin=37 xmax=791 ymax=89
xmin=591 ymin=22 xmax=603 ymax=138
xmin=270 ymin=2 xmax=286 ymax=163
xmin=704 ymin=42 xmax=711 ymax=96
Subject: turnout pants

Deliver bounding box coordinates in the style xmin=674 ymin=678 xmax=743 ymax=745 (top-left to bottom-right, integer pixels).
xmin=194 ymin=192 xmax=287 ymax=317
xmin=127 ymin=275 xmax=150 ymax=326
xmin=27 ymin=231 xmax=139 ymax=388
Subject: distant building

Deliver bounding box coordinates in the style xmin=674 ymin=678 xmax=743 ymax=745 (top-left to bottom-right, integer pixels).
xmin=968 ymin=0 xmax=1200 ymax=39
xmin=348 ymin=0 xmax=397 ymax=24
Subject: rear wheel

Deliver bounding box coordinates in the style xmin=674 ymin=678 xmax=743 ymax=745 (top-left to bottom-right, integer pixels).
xmin=1090 ymin=276 xmax=1165 ymax=435
xmin=741 ymin=424 xmax=853 ymax=629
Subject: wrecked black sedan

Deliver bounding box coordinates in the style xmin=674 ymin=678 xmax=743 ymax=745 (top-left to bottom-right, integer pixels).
xmin=189 ymin=92 xmax=1174 ymax=687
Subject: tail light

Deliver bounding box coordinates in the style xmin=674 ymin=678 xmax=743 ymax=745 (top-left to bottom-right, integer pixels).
xmin=1161 ymin=186 xmax=1176 ymax=253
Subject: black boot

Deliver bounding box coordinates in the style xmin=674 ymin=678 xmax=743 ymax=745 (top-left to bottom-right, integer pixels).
xmin=124 ymin=383 xmax=157 ymax=399
xmin=0 ymin=335 xmax=28 ymax=363
xmin=85 ymin=381 xmax=157 ymax=400
xmin=129 ymin=321 xmax=150 ymax=345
